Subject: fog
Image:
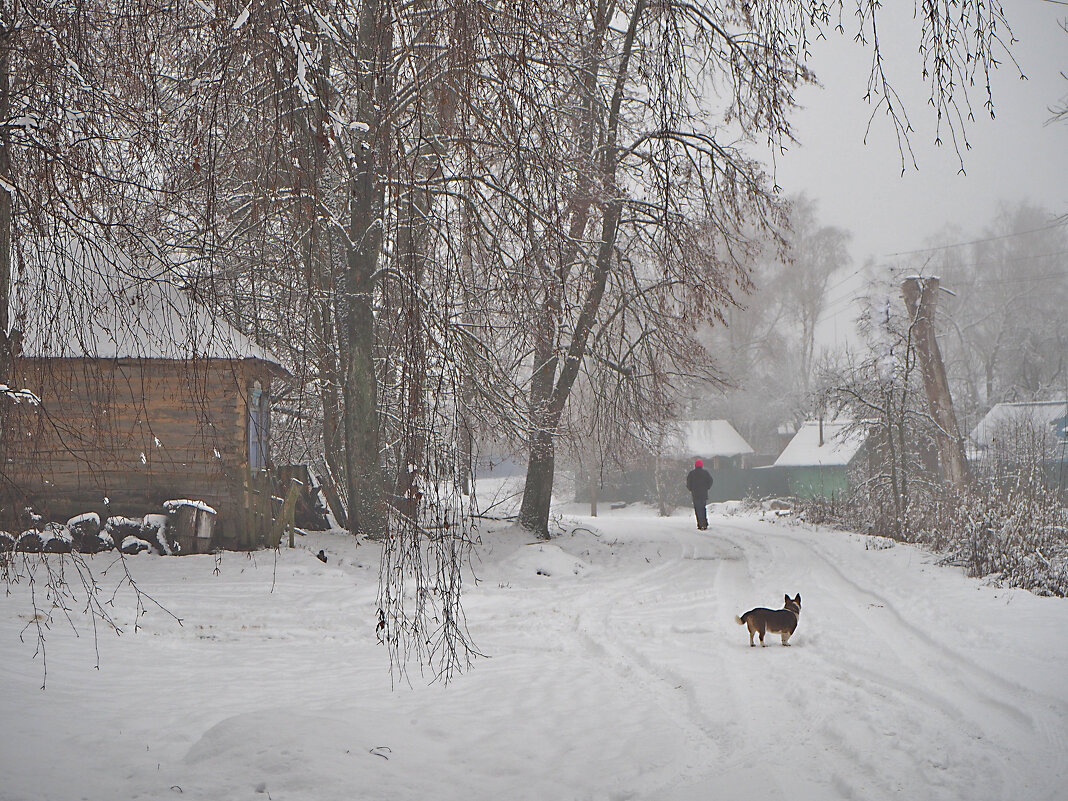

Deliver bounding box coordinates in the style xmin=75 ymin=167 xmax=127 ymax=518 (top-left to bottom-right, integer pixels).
xmin=772 ymin=0 xmax=1066 ymax=350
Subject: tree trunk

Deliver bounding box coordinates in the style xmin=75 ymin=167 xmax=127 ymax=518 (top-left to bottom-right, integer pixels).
xmin=519 ymin=422 xmax=556 ymax=536
xmin=457 ymin=177 xmax=477 ymax=497
xmin=0 ymin=23 xmax=14 ymax=492
xmin=0 ymin=23 xmax=13 ymax=388
xmin=391 ymin=0 xmax=457 ymax=515
xmin=655 ymin=455 xmax=669 ymax=517
xmin=516 ymin=1 xmax=644 ymax=538
xmin=293 ymin=34 xmax=347 ymax=528
xmin=341 ymin=1 xmax=392 ymax=540
xmin=902 ymin=277 xmax=970 ymax=489
xmin=342 ymin=223 xmax=387 ymax=539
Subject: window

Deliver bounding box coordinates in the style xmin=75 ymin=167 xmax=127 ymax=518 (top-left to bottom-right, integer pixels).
xmin=248 ymin=381 xmax=270 ymax=471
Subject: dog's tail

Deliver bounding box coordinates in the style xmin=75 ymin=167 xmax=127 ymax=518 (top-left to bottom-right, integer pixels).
xmin=734 ymin=612 xmax=748 ymax=625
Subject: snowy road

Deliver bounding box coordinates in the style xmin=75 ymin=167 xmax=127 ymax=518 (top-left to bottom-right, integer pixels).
xmin=2 ymin=507 xmax=1067 ymax=800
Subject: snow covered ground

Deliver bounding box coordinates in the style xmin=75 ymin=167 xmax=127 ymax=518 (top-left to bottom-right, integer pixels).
xmin=2 ymin=492 xmax=1067 ymax=801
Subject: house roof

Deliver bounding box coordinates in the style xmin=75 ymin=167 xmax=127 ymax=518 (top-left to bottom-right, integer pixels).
xmin=773 ymin=420 xmax=867 ymax=468
xmin=10 ymin=237 xmax=284 ymax=369
xmin=661 ymin=419 xmax=755 ymax=459
xmin=969 ymin=401 xmax=1068 ymax=450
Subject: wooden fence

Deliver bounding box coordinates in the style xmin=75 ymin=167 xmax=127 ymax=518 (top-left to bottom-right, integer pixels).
xmin=242 ymin=469 xmax=302 ymax=549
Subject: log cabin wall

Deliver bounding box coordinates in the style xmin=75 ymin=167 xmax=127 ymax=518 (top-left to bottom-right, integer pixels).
xmin=2 ymin=356 xmax=278 ymax=534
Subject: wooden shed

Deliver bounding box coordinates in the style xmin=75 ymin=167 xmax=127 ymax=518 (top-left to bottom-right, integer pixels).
xmin=1 ymin=238 xmax=287 ymax=544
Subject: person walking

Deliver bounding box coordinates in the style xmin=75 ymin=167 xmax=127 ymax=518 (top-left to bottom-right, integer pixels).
xmin=686 ymin=459 xmax=713 ymax=531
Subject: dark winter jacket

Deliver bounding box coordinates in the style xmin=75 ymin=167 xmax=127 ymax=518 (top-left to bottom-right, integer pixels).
xmin=686 ymin=466 xmax=713 ymax=502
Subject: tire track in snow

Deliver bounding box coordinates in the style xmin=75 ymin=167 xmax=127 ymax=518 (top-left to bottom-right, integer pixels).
xmin=715 ymin=519 xmax=1063 ymax=725
xmin=562 ymin=523 xmax=749 ymax=795
xmin=710 ymin=518 xmax=1068 ymax=801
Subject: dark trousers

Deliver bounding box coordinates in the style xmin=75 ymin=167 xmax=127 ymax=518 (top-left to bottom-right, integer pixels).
xmin=692 ymin=496 xmax=708 ymax=529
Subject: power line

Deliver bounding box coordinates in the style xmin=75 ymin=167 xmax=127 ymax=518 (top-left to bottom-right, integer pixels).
xmin=881 ymin=219 xmax=1067 ymax=259
xmin=886 ymin=250 xmax=1068 ymax=278
xmin=814 ymin=263 xmax=1068 ymax=327
xmin=966 ymin=267 xmax=1068 ymax=286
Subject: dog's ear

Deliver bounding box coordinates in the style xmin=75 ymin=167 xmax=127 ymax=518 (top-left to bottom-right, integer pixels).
xmin=795 ymin=593 xmax=802 ymax=605
xmin=784 ymin=594 xmax=790 ymax=605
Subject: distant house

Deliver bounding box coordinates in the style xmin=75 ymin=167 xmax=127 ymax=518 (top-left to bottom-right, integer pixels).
xmin=660 ymin=418 xmax=782 ymax=502
xmin=969 ymin=400 xmax=1068 ymax=457
xmin=660 ymin=419 xmax=755 ymax=470
xmin=968 ymin=401 xmax=1068 ymax=487
xmin=574 ymin=419 xmax=765 ymax=506
xmin=773 ymin=420 xmax=869 ymax=499
xmin=2 ymin=238 xmax=288 ymax=544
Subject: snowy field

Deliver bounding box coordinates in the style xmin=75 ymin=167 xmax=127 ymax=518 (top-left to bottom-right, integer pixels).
xmin=2 ymin=491 xmax=1067 ymax=801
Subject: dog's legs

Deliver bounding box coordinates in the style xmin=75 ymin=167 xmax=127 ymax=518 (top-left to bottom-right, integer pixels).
xmin=747 ymin=623 xmax=756 ymax=647
xmin=758 ymin=625 xmax=766 ymax=646
xmin=781 ymin=632 xmax=791 ymax=646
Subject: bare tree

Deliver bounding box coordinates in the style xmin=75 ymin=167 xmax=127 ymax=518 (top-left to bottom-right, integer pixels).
xmin=778 ymin=196 xmax=852 ymax=392
xmin=507 ymin=0 xmax=1014 ymax=537
xmin=934 ymin=203 xmax=1068 ymax=413
xmin=511 ymin=0 xmax=787 ymax=537
xmin=819 ymin=288 xmax=940 ymax=539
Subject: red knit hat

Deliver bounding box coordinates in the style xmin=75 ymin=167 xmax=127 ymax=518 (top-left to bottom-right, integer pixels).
xmin=695 ymin=459 xmax=703 ymax=467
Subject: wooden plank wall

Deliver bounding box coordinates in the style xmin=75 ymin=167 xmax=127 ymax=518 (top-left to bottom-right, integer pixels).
xmin=3 ymin=357 xmax=271 ymax=527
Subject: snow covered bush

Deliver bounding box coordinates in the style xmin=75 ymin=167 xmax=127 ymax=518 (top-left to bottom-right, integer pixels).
xmin=0 ymin=530 xmax=14 ymax=552
xmin=799 ymin=480 xmax=1068 ymax=597
xmin=6 ymin=509 xmax=180 ymax=556
xmin=105 ymin=516 xmax=143 ymax=542
xmin=942 ymin=482 xmax=1068 ymax=597
xmin=15 ymin=529 xmax=44 ymax=552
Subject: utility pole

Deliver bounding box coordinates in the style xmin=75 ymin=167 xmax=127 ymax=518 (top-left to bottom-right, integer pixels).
xmin=902 ymin=276 xmax=970 ymax=488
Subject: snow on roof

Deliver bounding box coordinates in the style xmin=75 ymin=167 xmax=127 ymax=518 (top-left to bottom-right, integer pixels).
xmin=969 ymin=401 xmax=1068 ymax=449
xmin=11 ymin=237 xmax=284 ymax=367
xmin=773 ymin=420 xmax=868 ymax=468
xmin=660 ymin=419 xmax=754 ymax=459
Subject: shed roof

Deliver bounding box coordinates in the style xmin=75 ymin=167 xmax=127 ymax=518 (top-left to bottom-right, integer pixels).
xmin=661 ymin=419 xmax=755 ymax=459
xmin=11 ymin=237 xmax=283 ymax=368
xmin=773 ymin=420 xmax=867 ymax=468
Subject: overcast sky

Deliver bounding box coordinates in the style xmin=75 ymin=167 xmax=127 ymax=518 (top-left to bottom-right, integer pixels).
xmin=771 ymin=0 xmax=1067 ymax=346
xmin=777 ymin=0 xmax=1067 ymax=260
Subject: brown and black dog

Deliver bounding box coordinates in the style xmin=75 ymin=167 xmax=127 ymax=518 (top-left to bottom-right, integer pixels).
xmin=735 ymin=594 xmax=802 ymax=647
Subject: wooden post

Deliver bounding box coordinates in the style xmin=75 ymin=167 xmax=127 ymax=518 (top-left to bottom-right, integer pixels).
xmin=655 ymin=455 xmax=669 ymax=517
xmin=243 ymin=472 xmax=255 ymax=548
xmin=902 ymin=276 xmax=970 ymax=488
xmin=589 ymin=470 xmax=598 ymax=517
xmin=243 ymin=469 xmax=273 ymax=548
xmin=266 ymin=479 xmax=301 ymax=549
xmin=286 ymin=477 xmax=301 ymax=548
